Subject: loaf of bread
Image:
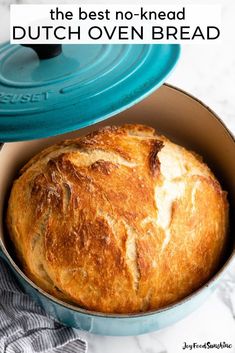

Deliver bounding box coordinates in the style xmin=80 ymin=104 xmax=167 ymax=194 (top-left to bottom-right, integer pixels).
xmin=7 ymin=124 xmax=228 ymax=313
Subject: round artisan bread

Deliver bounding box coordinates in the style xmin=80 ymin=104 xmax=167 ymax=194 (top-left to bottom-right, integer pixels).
xmin=7 ymin=124 xmax=228 ymax=313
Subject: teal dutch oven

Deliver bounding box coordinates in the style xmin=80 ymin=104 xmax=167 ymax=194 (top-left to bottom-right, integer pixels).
xmin=0 ymin=43 xmax=234 ymax=336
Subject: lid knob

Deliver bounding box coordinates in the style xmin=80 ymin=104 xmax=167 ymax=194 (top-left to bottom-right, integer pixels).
xmin=21 ymin=44 xmax=62 ymax=60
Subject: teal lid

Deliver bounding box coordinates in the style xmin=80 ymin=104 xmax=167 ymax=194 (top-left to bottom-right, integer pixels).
xmin=0 ymin=43 xmax=180 ymax=142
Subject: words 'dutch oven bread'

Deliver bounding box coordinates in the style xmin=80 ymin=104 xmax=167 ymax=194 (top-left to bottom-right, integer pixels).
xmin=7 ymin=124 xmax=228 ymax=313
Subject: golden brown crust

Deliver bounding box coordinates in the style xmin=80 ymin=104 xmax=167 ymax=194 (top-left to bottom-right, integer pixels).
xmin=7 ymin=124 xmax=229 ymax=313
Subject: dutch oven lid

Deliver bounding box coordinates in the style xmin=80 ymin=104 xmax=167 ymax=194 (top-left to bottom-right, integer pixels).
xmin=0 ymin=43 xmax=180 ymax=142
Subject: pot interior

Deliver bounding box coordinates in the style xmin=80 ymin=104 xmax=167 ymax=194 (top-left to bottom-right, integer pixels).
xmin=0 ymin=83 xmax=234 ymax=291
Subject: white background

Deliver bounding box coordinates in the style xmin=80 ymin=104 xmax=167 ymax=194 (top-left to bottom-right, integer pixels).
xmin=0 ymin=1 xmax=235 ymax=353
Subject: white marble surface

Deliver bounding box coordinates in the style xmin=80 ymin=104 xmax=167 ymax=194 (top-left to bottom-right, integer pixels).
xmin=0 ymin=1 xmax=235 ymax=352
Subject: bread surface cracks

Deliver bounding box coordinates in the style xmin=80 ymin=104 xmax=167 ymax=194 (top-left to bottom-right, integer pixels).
xmin=29 ymin=143 xmax=143 ymax=290
xmin=31 ymin=139 xmax=198 ymax=299
xmin=18 ymin=127 xmax=161 ymax=308
xmin=7 ymin=125 xmax=228 ymax=313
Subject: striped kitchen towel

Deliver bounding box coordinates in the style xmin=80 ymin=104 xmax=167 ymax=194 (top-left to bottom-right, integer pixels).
xmin=0 ymin=258 xmax=87 ymax=353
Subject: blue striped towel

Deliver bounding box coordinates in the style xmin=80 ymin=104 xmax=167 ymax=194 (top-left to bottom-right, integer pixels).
xmin=0 ymin=258 xmax=87 ymax=353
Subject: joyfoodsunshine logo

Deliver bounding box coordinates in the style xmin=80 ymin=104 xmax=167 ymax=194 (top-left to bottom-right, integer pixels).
xmin=182 ymin=342 xmax=232 ymax=350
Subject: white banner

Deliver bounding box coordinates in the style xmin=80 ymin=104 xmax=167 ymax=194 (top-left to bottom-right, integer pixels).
xmin=10 ymin=4 xmax=221 ymax=44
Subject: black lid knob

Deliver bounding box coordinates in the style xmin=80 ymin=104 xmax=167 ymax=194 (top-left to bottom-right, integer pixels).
xmin=21 ymin=44 xmax=62 ymax=60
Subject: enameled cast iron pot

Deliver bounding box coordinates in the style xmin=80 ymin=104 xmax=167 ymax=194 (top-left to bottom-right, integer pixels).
xmin=0 ymin=84 xmax=234 ymax=336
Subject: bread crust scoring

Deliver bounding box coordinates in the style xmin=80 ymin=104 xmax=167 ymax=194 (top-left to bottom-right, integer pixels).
xmin=7 ymin=124 xmax=228 ymax=313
